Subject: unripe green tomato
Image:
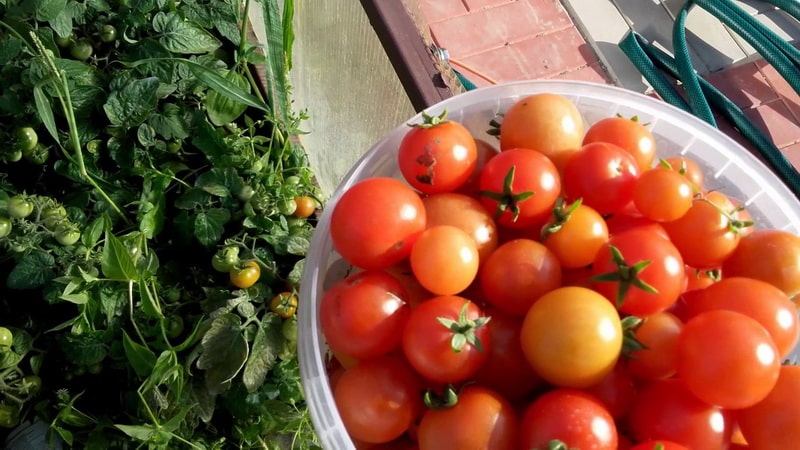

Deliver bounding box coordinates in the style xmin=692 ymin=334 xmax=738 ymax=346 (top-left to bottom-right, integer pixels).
xmin=14 ymin=127 xmax=38 ymax=152
xmin=277 ymin=198 xmax=297 ymax=216
xmin=7 ymin=195 xmax=34 ymax=219
xmin=23 ymin=143 xmax=49 ymax=165
xmin=54 ymin=224 xmax=81 ymax=246
xmin=42 ymin=205 xmax=68 ymax=230
xmin=100 ymin=24 xmax=117 ymax=43
xmin=0 ymin=217 xmax=11 ymax=238
xmin=69 ymin=39 xmax=93 ymax=61
xmin=0 ymin=327 xmax=13 ymax=348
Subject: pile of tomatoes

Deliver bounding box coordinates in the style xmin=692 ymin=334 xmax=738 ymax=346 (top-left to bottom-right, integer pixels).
xmin=317 ymin=92 xmax=800 ymax=450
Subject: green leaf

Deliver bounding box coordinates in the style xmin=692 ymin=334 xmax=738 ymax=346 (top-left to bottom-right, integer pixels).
xmin=103 ymin=77 xmax=160 ymax=128
xmin=183 ymin=60 xmax=268 ymax=112
xmin=122 ymin=330 xmax=157 ymax=377
xmin=138 ymin=172 xmax=169 ymax=238
xmin=242 ymin=315 xmax=283 ymax=392
xmin=136 ymin=123 xmax=157 ymax=147
xmin=99 ymin=284 xmax=126 ymax=325
xmin=33 ymin=85 xmax=58 ymax=142
xmin=194 ymin=208 xmax=231 ymax=247
xmin=149 ymin=103 xmax=190 ymax=140
xmin=261 ymin=0 xmax=291 ymax=124
xmin=152 ymin=11 xmax=222 ymax=54
xmin=58 ymin=331 xmax=106 ymax=366
xmin=115 ymin=424 xmax=158 ymax=442
xmin=7 ymin=251 xmax=55 ymax=290
xmin=82 ymin=215 xmax=106 ymax=249
xmin=206 ymin=69 xmax=250 ymax=126
xmin=35 ymin=0 xmax=67 ymax=21
xmin=197 ymin=313 xmax=248 ymax=394
xmin=101 ymin=231 xmax=139 ymax=281
xmin=0 ymin=36 xmax=23 ymax=65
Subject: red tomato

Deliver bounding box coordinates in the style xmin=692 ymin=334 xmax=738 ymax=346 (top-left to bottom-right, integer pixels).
xmin=498 ymin=93 xmax=584 ymax=171
xmin=457 ymin=138 xmax=499 ymax=196
xmin=334 ymin=356 xmax=422 ymax=444
xmin=479 ymin=238 xmax=562 ymax=316
xmin=630 ymin=441 xmax=689 ymax=450
xmin=473 ymin=310 xmax=541 ymax=400
xmin=682 ymin=266 xmax=718 ymax=292
xmin=478 ymin=147 xmax=561 ymax=228
xmin=583 ymin=361 xmax=637 ymax=420
xmin=737 ymin=365 xmax=800 ymax=449
xmin=409 ymin=225 xmax=479 ymax=296
xmin=422 ymin=192 xmax=498 ymax=264
xmin=662 ymin=155 xmax=704 ymax=192
xmin=520 ymin=389 xmax=618 ymax=450
xmin=583 ymin=115 xmax=657 ymax=171
xmin=684 ymin=277 xmax=799 ymax=358
xmin=562 ymin=141 xmax=640 ymax=215
xmin=626 ymin=378 xmax=732 ymax=448
xmin=417 ymin=386 xmax=518 ymax=450
xmin=605 ymin=212 xmax=669 ymax=240
xmin=521 ymin=286 xmax=623 ymax=388
xmin=383 ymin=263 xmax=433 ymax=308
xmin=662 ymin=191 xmax=743 ymax=269
xmin=541 ymin=198 xmax=609 ymax=269
xmin=722 ymin=228 xmax=800 ymax=297
xmin=397 ymin=111 xmax=477 ymax=194
xmin=320 ymin=270 xmax=410 ymax=360
xmin=676 ymin=310 xmax=780 ymax=409
xmin=632 ymin=167 xmax=694 ymax=222
xmin=401 ymin=295 xmax=491 ymax=384
xmin=330 ymin=177 xmax=426 ymax=270
xmin=627 ymin=311 xmax=683 ymax=381
xmin=591 ymin=229 xmax=685 ymax=317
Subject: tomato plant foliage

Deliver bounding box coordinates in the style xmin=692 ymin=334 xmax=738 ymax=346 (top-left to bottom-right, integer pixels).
xmin=0 ymin=0 xmax=321 ymax=448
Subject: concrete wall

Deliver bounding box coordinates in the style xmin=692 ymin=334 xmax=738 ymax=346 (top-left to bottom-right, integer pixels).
xmin=285 ymin=0 xmax=417 ymax=196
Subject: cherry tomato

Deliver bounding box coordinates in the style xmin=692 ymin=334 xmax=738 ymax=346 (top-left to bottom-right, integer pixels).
xmin=677 ymin=310 xmax=780 ymax=409
xmin=456 ymin=138 xmax=498 ymax=196
xmin=292 ymin=196 xmax=316 ymax=218
xmin=684 ymin=277 xmax=799 ymax=358
xmin=627 ymin=311 xmax=683 ymax=380
xmin=521 ymin=286 xmax=623 ymax=388
xmin=320 ymin=270 xmax=409 ymax=360
xmin=417 ymin=386 xmax=518 ymax=450
xmin=520 ymin=389 xmax=618 ymax=450
xmin=409 ymin=225 xmax=479 ymax=296
xmin=604 ymin=212 xmax=669 ymax=240
xmin=630 ymin=441 xmax=689 ymax=450
xmin=737 ymin=364 xmax=800 ymax=449
xmin=382 ymin=262 xmax=433 ymax=307
xmin=0 ymin=327 xmax=13 ymax=348
xmin=591 ymin=228 xmax=685 ymax=317
xmin=42 ymin=204 xmax=68 ymax=230
xmin=229 ymin=260 xmax=261 ymax=288
xmin=100 ymin=24 xmax=117 ymax=42
xmin=54 ymin=223 xmax=81 ymax=246
xmin=14 ymin=126 xmax=38 ymax=152
xmin=682 ymin=266 xmax=718 ymax=292
xmin=422 ymin=192 xmax=498 ymax=264
xmin=626 ymin=379 xmax=732 ymax=448
xmin=722 ymin=228 xmax=800 ymax=297
xmin=23 ymin=143 xmax=49 ymax=165
xmin=583 ymin=361 xmax=637 ymax=420
xmin=662 ymin=190 xmax=745 ymax=269
xmin=0 ymin=404 xmax=19 ymax=429
xmin=401 ymin=295 xmax=491 ymax=384
xmin=562 ymin=142 xmax=640 ymax=215
xmin=0 ymin=217 xmax=11 ymax=238
xmin=478 ymin=147 xmax=561 ymax=228
xmin=330 ymin=177 xmax=426 ymax=270
xmin=7 ymin=195 xmax=34 ymax=219
xmin=166 ymin=316 xmax=184 ymax=339
xmin=269 ymin=292 xmax=298 ymax=319
xmin=397 ymin=110 xmax=477 ymax=194
xmin=632 ymin=167 xmax=693 ymax=222
xmin=663 ymin=155 xmax=704 ymax=192
xmin=212 ymin=246 xmax=240 ymax=272
xmin=498 ymin=93 xmax=584 ymax=170
xmin=69 ymin=39 xmax=93 ymax=60
xmin=541 ymin=198 xmax=609 ymax=269
xmin=479 ymin=238 xmax=561 ymax=316
xmin=334 ymin=356 xmax=422 ymax=444
xmin=583 ymin=115 xmax=657 ymax=171
xmin=472 ymin=310 xmax=541 ymax=400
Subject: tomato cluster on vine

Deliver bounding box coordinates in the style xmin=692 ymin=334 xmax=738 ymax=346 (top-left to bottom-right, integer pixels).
xmin=320 ymin=92 xmax=800 ymax=450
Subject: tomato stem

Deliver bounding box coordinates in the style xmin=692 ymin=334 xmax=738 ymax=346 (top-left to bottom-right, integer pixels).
xmin=436 ymin=301 xmax=490 ymax=353
xmin=422 ymin=384 xmax=459 ymax=410
xmin=541 ymin=197 xmax=582 ymax=240
xmin=591 ymin=245 xmax=659 ymax=307
xmin=479 ymin=165 xmax=534 ymax=223
xmin=409 ymin=109 xmax=449 ymax=128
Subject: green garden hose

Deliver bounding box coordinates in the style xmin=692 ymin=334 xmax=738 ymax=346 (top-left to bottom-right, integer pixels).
xmin=619 ymin=0 xmax=800 ymax=197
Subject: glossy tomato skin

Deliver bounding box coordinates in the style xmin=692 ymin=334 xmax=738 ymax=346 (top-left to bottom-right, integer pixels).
xmin=591 ymin=229 xmax=685 ymax=317
xmin=479 ymin=238 xmax=562 ymax=316
xmin=417 ymin=386 xmax=519 ymax=450
xmin=676 ymin=310 xmax=780 ymax=410
xmin=457 ymin=138 xmax=499 ymax=196
xmin=401 ymin=295 xmax=491 ymax=384
xmin=520 ymin=389 xmax=618 ymax=450
xmin=737 ymin=364 xmax=800 ymax=449
xmin=722 ymin=228 xmax=800 ymax=297
xmin=409 ymin=225 xmax=479 ymax=296
xmin=583 ymin=361 xmax=637 ymax=420
xmin=562 ymin=142 xmax=640 ymax=215
xmin=499 ymin=93 xmax=584 ymax=171
xmin=473 ymin=310 xmax=541 ymax=400
xmin=334 ymin=356 xmax=422 ymax=444
xmin=630 ymin=441 xmax=689 ymax=450
xmin=663 ymin=155 xmax=704 ymax=192
xmin=541 ymin=200 xmax=609 ymax=269
xmin=582 ymin=116 xmax=657 ymax=171
xmin=632 ymin=167 xmax=694 ymax=222
xmin=330 ymin=177 xmax=426 ymax=270
xmin=684 ymin=277 xmax=799 ymax=358
xmin=521 ymin=286 xmax=623 ymax=388
xmin=627 ymin=311 xmax=684 ymax=381
xmin=398 ymin=117 xmax=478 ymax=194
xmin=320 ymin=270 xmax=410 ymax=360
xmin=478 ymin=147 xmax=561 ymax=228
xmin=626 ymin=378 xmax=732 ymax=449
xmin=422 ymin=193 xmax=498 ymax=264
